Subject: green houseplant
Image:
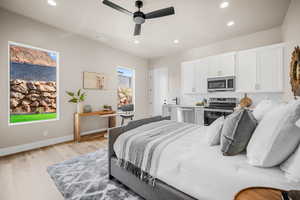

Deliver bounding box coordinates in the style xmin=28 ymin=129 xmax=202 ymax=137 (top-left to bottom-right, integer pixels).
xmin=66 ymin=89 xmax=86 ymax=113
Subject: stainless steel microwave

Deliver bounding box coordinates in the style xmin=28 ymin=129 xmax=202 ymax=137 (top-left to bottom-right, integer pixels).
xmin=207 ymin=76 xmax=235 ymax=92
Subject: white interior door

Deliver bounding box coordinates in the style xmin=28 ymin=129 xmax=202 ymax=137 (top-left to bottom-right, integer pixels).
xmin=150 ymin=67 xmax=169 ymax=116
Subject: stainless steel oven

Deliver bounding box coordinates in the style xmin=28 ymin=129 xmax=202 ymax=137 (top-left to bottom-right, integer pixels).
xmin=204 ymin=108 xmax=233 ymax=126
xmin=204 ymin=97 xmax=237 ymax=126
xmin=207 ymin=76 xmax=235 ymax=92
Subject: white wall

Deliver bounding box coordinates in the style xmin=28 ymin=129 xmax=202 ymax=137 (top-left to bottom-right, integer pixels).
xmin=282 ymin=0 xmax=300 ymax=42
xmin=149 ymin=27 xmax=284 ymax=104
xmin=282 ymin=0 xmax=300 ymax=100
xmin=0 ymin=8 xmax=149 ymax=149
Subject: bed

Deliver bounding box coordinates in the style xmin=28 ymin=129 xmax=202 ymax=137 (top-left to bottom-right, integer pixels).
xmin=108 ymin=116 xmax=300 ymax=200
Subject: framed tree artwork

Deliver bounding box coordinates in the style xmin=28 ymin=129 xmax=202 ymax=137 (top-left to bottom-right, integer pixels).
xmin=9 ymin=42 xmax=59 ymax=125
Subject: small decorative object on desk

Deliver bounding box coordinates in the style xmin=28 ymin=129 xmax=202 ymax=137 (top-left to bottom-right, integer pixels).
xmin=66 ymin=89 xmax=87 ymax=113
xmin=83 ymin=105 xmax=92 ymax=113
xmin=103 ymin=105 xmax=112 ymax=111
xmin=240 ymin=93 xmax=252 ymax=108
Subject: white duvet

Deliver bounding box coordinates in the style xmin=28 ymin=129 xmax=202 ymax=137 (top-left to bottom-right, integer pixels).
xmin=115 ymin=124 xmax=300 ymax=200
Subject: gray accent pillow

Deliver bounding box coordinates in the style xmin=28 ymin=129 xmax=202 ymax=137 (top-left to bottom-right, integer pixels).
xmin=221 ymin=109 xmax=257 ymax=156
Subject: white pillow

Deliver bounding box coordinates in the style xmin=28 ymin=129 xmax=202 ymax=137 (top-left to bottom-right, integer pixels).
xmin=296 ymin=119 xmax=300 ymax=128
xmin=280 ymin=145 xmax=300 ymax=182
xmin=252 ymin=100 xmax=277 ymax=121
xmin=206 ymin=116 xmax=225 ymax=146
xmin=247 ymin=100 xmax=300 ymax=167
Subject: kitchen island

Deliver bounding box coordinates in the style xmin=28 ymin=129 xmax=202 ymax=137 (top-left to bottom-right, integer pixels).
xmin=162 ymin=104 xmax=204 ymax=125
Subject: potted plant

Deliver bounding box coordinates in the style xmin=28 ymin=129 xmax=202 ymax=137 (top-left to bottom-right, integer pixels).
xmin=103 ymin=104 xmax=112 ymax=111
xmin=66 ymin=89 xmax=86 ymax=113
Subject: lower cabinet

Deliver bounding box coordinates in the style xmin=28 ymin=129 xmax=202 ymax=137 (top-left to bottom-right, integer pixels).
xmin=162 ymin=105 xmax=179 ymax=121
xmin=162 ymin=105 xmax=205 ymax=125
xmin=195 ymin=107 xmax=204 ymax=126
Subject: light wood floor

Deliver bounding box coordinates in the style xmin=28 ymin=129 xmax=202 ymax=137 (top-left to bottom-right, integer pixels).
xmin=0 ymin=135 xmax=107 ymax=200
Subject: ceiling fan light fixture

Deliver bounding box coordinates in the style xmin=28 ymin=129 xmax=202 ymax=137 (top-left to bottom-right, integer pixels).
xmin=102 ymin=0 xmax=175 ymax=36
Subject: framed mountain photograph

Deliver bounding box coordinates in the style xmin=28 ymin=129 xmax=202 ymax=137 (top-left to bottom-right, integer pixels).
xmin=9 ymin=42 xmax=59 ymax=125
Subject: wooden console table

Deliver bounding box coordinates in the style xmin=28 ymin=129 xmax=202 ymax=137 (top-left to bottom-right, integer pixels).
xmin=74 ymin=110 xmax=116 ymax=142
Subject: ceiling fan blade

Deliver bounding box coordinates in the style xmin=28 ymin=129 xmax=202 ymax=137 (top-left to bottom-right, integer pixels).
xmin=145 ymin=7 xmax=175 ymax=19
xmin=134 ymin=24 xmax=141 ymax=36
xmin=102 ymin=0 xmax=133 ymax=16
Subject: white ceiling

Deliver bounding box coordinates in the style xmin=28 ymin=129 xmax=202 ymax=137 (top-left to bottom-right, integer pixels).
xmin=0 ymin=0 xmax=290 ymax=59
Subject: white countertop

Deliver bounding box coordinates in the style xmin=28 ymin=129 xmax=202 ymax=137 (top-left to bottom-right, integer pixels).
xmin=163 ymin=104 xmax=205 ymax=108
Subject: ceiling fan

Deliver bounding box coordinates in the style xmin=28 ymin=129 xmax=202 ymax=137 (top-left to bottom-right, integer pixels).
xmin=102 ymin=0 xmax=175 ymax=36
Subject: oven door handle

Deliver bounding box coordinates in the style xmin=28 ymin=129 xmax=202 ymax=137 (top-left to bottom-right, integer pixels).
xmin=204 ymin=108 xmax=234 ymax=113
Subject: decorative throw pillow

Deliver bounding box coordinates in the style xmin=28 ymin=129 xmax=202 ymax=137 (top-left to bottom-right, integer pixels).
xmin=247 ymin=100 xmax=300 ymax=167
xmin=252 ymin=100 xmax=277 ymax=122
xmin=280 ymin=144 xmax=300 ymax=182
xmin=296 ymin=119 xmax=300 ymax=128
xmin=220 ymin=109 xmax=257 ymax=156
xmin=206 ymin=116 xmax=225 ymax=146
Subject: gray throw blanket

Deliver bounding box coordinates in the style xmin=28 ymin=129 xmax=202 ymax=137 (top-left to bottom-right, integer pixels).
xmin=114 ymin=120 xmax=199 ymax=186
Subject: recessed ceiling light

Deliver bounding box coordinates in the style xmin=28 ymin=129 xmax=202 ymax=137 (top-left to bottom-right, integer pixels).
xmin=227 ymin=21 xmax=235 ymax=27
xmin=220 ymin=1 xmax=229 ymax=8
xmin=47 ymin=0 xmax=57 ymax=6
xmin=134 ymin=40 xmax=140 ymax=44
xmin=174 ymin=39 xmax=179 ymax=44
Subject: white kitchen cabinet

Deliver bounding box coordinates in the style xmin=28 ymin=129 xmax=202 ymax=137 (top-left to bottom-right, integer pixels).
xmin=257 ymin=46 xmax=283 ymax=92
xmin=195 ymin=107 xmax=204 ymax=126
xmin=236 ymin=49 xmax=257 ymax=92
xmin=236 ymin=44 xmax=284 ymax=93
xmin=162 ymin=104 xmax=171 ymax=117
xmin=195 ymin=58 xmax=209 ymax=94
xmin=162 ymin=105 xmax=179 ymax=121
xmin=220 ymin=52 xmax=236 ymax=76
xmin=181 ymin=61 xmax=196 ymax=94
xmin=208 ymin=52 xmax=236 ymax=77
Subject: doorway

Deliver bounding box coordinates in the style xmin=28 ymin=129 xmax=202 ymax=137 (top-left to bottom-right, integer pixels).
xmin=149 ymin=67 xmax=168 ymax=116
xmin=117 ymin=67 xmax=135 ymax=111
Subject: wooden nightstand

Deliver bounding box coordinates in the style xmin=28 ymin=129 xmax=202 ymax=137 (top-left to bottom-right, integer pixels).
xmin=234 ymin=187 xmax=284 ymax=200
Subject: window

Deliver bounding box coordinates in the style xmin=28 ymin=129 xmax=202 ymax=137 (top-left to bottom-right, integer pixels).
xmin=117 ymin=67 xmax=134 ymax=110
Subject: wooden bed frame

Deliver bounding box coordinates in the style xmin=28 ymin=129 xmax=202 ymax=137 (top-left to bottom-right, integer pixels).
xmin=108 ymin=116 xmax=197 ymax=200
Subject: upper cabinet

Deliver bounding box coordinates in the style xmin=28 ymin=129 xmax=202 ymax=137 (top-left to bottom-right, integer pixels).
xmin=257 ymin=45 xmax=283 ymax=92
xmin=236 ymin=49 xmax=257 ymax=92
xmin=182 ymin=58 xmax=209 ymax=94
xmin=182 ymin=43 xmax=284 ymax=95
xmin=181 ymin=61 xmax=196 ymax=94
xmin=182 ymin=52 xmax=235 ymax=94
xmin=208 ymin=52 xmax=236 ymax=77
xmin=195 ymin=58 xmax=209 ymax=94
xmin=236 ymin=44 xmax=284 ymax=93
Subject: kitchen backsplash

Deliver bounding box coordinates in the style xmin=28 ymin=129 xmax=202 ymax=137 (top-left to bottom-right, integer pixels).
xmin=180 ymin=92 xmax=285 ymax=107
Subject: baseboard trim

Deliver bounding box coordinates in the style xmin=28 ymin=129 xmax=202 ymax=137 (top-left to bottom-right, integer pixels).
xmin=0 ymin=128 xmax=108 ymax=157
